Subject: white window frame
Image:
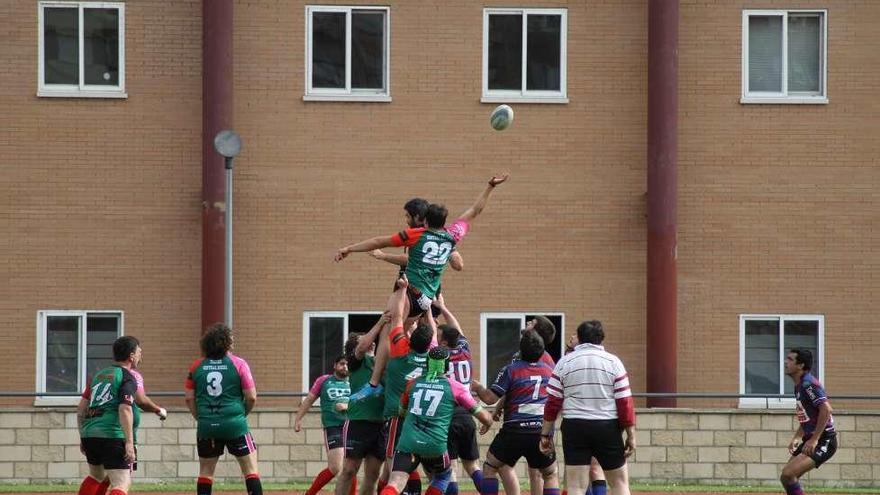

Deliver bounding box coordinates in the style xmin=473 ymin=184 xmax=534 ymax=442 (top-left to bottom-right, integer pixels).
xmin=304 ymin=5 xmax=391 ymax=102
xmin=482 ymin=8 xmax=568 ymax=104
xmin=35 ymin=310 xmax=124 ymax=406
xmin=38 ymin=1 xmax=126 ymax=98
xmin=738 ymin=314 xmax=824 ymax=409
xmin=301 ymin=311 xmax=382 ymax=392
xmin=479 ymin=312 xmax=565 ymax=384
xmin=741 ymin=9 xmax=827 ymax=104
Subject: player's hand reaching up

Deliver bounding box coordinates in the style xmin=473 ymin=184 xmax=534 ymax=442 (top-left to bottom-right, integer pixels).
xmin=488 ymin=173 xmax=510 ymax=187
xmin=334 ymin=248 xmax=350 ymax=262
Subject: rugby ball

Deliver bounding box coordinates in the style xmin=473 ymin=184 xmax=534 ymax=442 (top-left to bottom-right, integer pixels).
xmin=490 ymin=104 xmax=514 ymax=131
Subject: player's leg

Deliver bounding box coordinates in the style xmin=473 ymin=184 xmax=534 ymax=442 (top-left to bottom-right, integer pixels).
xmin=104 ymin=469 xmax=131 ymax=495
xmin=102 ymin=438 xmax=132 ymax=495
xmin=423 ymin=455 xmax=453 ymax=495
xmin=78 ymin=439 xmax=107 ymax=495
xmin=454 ymin=414 xmax=483 ymax=493
xmin=336 ymin=457 xmax=363 ymax=495
xmin=382 ymin=452 xmax=418 ymax=495
xmin=780 ymin=455 xmax=816 ymax=495
xmin=498 ymin=464 xmax=521 ymax=495
xmin=560 ymin=419 xmax=591 ymax=495
xmin=525 ymin=435 xmax=559 ymax=495
xmin=359 ymin=455 xmax=383 ymax=495
xmin=306 ymin=427 xmax=345 ymax=495
xmin=528 ymin=468 xmax=544 ymax=495
xmin=228 ymin=434 xmax=262 ymax=495
xmin=588 ymin=459 xmax=606 ymax=495
xmin=480 ymin=452 xmax=505 ymax=495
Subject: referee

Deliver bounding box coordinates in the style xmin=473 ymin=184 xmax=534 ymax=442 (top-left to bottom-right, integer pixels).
xmin=539 ymin=320 xmax=636 ymax=495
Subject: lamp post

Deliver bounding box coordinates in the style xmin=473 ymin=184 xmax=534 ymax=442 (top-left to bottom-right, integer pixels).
xmin=213 ymin=130 xmax=242 ymax=327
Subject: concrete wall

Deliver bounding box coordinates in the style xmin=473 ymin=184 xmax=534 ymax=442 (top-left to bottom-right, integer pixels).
xmin=1 ymin=408 xmax=877 ymax=487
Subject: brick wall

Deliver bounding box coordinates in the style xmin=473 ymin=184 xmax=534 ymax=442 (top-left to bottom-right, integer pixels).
xmin=2 ymin=408 xmax=878 ymax=487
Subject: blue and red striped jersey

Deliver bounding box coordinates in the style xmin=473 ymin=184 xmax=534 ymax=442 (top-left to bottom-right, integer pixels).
xmin=489 ymin=359 xmax=553 ymax=431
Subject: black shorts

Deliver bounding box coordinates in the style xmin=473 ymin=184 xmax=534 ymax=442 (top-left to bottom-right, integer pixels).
xmin=81 ymin=437 xmax=131 ymax=470
xmin=792 ymin=432 xmax=838 ymax=467
xmin=384 ymin=416 xmax=403 ymax=458
xmin=392 ymin=450 xmax=451 ymax=476
xmin=325 ymin=425 xmax=344 ymax=451
xmin=197 ymin=432 xmax=257 ymax=458
xmin=488 ymin=429 xmax=555 ymax=470
xmin=447 ymin=412 xmax=480 ymax=461
xmin=344 ymin=420 xmax=386 ymax=460
xmin=561 ymin=418 xmax=625 ymax=470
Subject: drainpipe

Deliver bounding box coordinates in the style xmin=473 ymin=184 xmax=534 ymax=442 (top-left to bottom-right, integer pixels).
xmin=202 ymin=0 xmax=234 ymax=332
xmin=646 ymin=0 xmax=678 ymax=407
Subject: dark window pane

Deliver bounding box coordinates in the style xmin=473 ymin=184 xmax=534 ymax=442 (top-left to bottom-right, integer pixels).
xmin=749 ymin=16 xmax=783 ymax=92
xmin=46 ymin=316 xmax=80 ymax=393
xmin=788 ymin=15 xmax=821 ymax=93
xmin=83 ymin=8 xmax=119 ymax=85
xmin=352 ymin=12 xmax=384 ymax=89
xmin=526 ymin=15 xmax=561 ymax=91
xmin=488 ymin=14 xmax=522 ymax=90
xmin=744 ymin=319 xmax=780 ymax=394
xmin=526 ymin=314 xmax=563 ymax=362
xmin=784 ymin=320 xmax=819 ymax=393
xmin=486 ymin=318 xmax=522 ymax=383
xmin=312 ymin=12 xmax=346 ymax=88
xmin=86 ymin=314 xmax=119 ymax=379
xmin=44 ymin=8 xmax=79 ymax=85
xmin=348 ymin=313 xmax=382 ymax=334
xmin=309 ymin=317 xmax=344 ymax=385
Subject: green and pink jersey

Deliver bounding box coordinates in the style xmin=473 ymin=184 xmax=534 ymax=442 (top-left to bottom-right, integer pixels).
xmin=397 ymin=375 xmax=479 ymax=458
xmin=309 ymin=374 xmax=351 ymax=428
xmin=185 ymin=353 xmax=256 ymax=439
xmin=383 ymin=326 xmax=428 ymax=419
xmin=79 ymin=365 xmax=137 ymax=439
xmin=390 ymin=219 xmax=470 ymax=299
xmin=347 ymin=355 xmax=384 ymax=422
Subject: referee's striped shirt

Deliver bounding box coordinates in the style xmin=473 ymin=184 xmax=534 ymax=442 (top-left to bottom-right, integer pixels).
xmin=545 ymin=343 xmax=635 ymax=426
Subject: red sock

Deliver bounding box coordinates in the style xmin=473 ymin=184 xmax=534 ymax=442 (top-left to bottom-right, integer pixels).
xmin=109 ymin=489 xmax=127 ymax=495
xmin=377 ymin=480 xmax=387 ymax=495
xmin=78 ymin=476 xmax=101 ymax=495
xmin=562 ymin=491 xmax=567 ymax=495
xmin=408 ymin=472 xmax=421 ymax=481
xmin=95 ymin=479 xmax=110 ymax=495
xmin=306 ymin=468 xmax=336 ymax=495
xmin=380 ymin=486 xmax=399 ymax=495
xmin=349 ymin=477 xmax=358 ymax=495
xmin=425 ymin=487 xmax=443 ymax=495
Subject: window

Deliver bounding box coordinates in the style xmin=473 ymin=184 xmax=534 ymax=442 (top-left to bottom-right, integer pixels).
xmin=304 ymin=6 xmax=390 ymax=101
xmin=38 ymin=2 xmax=126 ymax=98
xmin=36 ymin=310 xmax=123 ymax=405
xmin=482 ymin=8 xmax=567 ymax=103
xmin=302 ymin=311 xmax=382 ymax=391
xmin=480 ymin=312 xmax=564 ymax=384
xmin=741 ymin=10 xmax=827 ymax=104
xmin=739 ymin=314 xmax=824 ymax=408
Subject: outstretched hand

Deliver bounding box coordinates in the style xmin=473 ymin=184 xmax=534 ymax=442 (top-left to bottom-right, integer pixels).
xmin=334 ymin=248 xmax=350 ymax=262
xmin=489 ymin=173 xmax=510 ymax=187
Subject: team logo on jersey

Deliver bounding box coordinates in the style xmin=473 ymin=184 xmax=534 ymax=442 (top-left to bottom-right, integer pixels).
xmin=327 ymin=388 xmax=350 ymax=400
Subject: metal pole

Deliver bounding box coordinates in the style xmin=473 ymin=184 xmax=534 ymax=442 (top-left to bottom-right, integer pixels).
xmin=225 ymin=157 xmax=234 ymax=327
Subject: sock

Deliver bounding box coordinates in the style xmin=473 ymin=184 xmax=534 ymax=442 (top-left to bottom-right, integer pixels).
xmin=78 ymin=476 xmax=101 ymax=495
xmin=469 ymin=470 xmax=483 ymax=492
xmin=445 ymin=482 xmax=459 ymax=495
xmin=108 ymin=489 xmax=127 ymax=495
xmin=404 ymin=471 xmax=422 ymax=495
xmin=562 ymin=491 xmax=568 ymax=495
xmin=381 ymin=486 xmax=400 ymax=495
xmin=245 ymin=473 xmax=262 ymax=495
xmin=349 ymin=477 xmax=358 ymax=495
xmin=306 ymin=468 xmax=336 ymax=495
xmin=585 ymin=486 xmax=592 ymax=495
xmin=481 ymin=478 xmax=499 ymax=495
xmin=784 ymin=482 xmax=804 ymax=495
xmin=95 ymin=479 xmax=110 ymax=495
xmin=197 ymin=477 xmax=213 ymax=495
xmin=544 ymin=489 xmax=560 ymax=495
xmin=425 ymin=487 xmax=443 ymax=495
xmin=591 ymin=480 xmax=607 ymax=495
xmin=377 ymin=480 xmax=388 ymax=495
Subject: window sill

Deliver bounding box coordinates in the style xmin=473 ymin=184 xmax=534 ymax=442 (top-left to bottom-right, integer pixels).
xmin=303 ymin=94 xmax=391 ymax=103
xmin=481 ymin=95 xmax=568 ymax=104
xmin=738 ymin=398 xmax=796 ymax=409
xmin=34 ymin=396 xmax=80 ymax=407
xmin=38 ymin=89 xmax=128 ymax=99
xmin=740 ymin=96 xmax=827 ymax=105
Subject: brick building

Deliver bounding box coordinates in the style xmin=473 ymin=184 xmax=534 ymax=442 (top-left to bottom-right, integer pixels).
xmin=3 ymin=0 xmax=877 ymax=418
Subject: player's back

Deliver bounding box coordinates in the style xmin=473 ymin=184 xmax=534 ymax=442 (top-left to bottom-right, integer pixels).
xmin=80 ymin=365 xmax=136 ymax=439
xmin=347 ymin=355 xmax=385 ymax=421
xmin=188 ymin=353 xmax=249 ymax=439
xmin=383 ymin=351 xmax=427 ymax=418
xmin=397 ymin=376 xmax=457 ymax=457
xmin=500 ymin=360 xmax=553 ymax=430
xmin=403 ymin=228 xmax=456 ymax=298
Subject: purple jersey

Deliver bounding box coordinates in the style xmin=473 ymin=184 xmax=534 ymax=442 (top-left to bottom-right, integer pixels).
xmin=795 ymin=372 xmax=834 ymax=439
xmin=445 ymin=338 xmax=473 ymax=385
xmin=490 ymin=359 xmax=553 ymax=431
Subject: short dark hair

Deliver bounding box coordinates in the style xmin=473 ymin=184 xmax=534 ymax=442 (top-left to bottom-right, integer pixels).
xmin=789 ymin=348 xmax=813 ymax=372
xmin=409 ymin=324 xmax=434 ymax=353
xmin=201 ymin=323 xmax=233 ymax=359
xmin=113 ymin=336 xmax=140 ymax=362
xmin=577 ymin=320 xmax=604 ymax=345
xmin=520 ymin=330 xmax=545 ymax=362
xmin=531 ymin=316 xmax=556 ymax=347
xmin=334 ymin=354 xmax=347 ymax=365
xmin=344 ymin=332 xmax=362 ymax=359
xmin=404 ymin=198 xmax=429 ymax=224
xmin=425 ymin=204 xmax=448 ymax=229
xmin=439 ymin=324 xmax=461 ymax=347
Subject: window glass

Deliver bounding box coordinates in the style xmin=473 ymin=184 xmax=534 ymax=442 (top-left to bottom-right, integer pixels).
xmin=744 ymin=319 xmax=780 ymax=394
xmin=44 ymin=7 xmax=79 ymax=85
xmin=488 ymin=14 xmax=522 ymax=90
xmin=46 ymin=315 xmax=80 ymax=393
xmin=485 ymin=317 xmax=521 ymax=382
xmin=787 ymin=15 xmax=820 ymax=93
xmin=351 ymin=11 xmax=384 ymax=89
xmin=86 ymin=314 xmax=120 ymax=379
xmin=783 ymin=320 xmax=819 ymax=392
xmin=83 ymin=8 xmax=120 ymax=85
xmin=526 ymin=15 xmax=561 ymax=91
xmin=308 ymin=316 xmax=344 ymax=385
xmin=748 ymin=16 xmax=783 ymax=92
xmin=312 ymin=12 xmax=346 ymax=89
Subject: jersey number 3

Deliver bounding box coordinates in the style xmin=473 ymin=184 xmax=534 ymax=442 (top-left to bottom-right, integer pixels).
xmin=421 ymin=241 xmax=452 ymax=266
xmin=206 ymin=371 xmax=224 ymax=397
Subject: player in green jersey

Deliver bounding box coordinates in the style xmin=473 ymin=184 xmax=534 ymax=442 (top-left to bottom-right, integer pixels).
xmin=295 ymin=355 xmax=354 ymax=495
xmin=76 ymin=336 xmax=141 ymax=495
xmin=380 ymin=347 xmax=493 ymax=495
xmin=185 ymin=324 xmax=262 ymax=495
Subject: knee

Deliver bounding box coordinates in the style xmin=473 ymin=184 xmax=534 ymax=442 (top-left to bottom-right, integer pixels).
xmin=780 ymin=470 xmax=797 ymax=485
xmin=541 ymin=465 xmax=558 ymax=482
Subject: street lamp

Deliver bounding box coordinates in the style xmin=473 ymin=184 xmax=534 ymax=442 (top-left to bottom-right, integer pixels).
xmin=213 ymin=130 xmax=242 ymax=327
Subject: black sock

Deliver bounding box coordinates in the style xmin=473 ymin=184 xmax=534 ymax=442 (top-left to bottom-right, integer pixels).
xmin=197 ymin=477 xmax=212 ymax=495
xmin=245 ymin=475 xmax=262 ymax=495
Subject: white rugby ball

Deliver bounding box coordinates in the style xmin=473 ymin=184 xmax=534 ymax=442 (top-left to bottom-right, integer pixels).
xmin=490 ymin=104 xmax=514 ymax=131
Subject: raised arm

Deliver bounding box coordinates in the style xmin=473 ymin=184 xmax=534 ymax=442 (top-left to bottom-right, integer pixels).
xmin=335 ymin=235 xmax=397 ymax=262
xmin=433 ymin=294 xmax=464 ymax=338
xmin=448 ymin=250 xmax=464 ymax=271
xmin=356 ymin=311 xmax=391 ymax=359
xmin=457 ymin=173 xmax=509 ymax=223
xmin=369 ymin=249 xmax=409 ymax=267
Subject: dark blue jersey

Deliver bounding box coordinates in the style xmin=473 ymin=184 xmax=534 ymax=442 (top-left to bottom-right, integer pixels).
xmin=795 ymin=372 xmax=835 ymax=439
xmin=490 ymin=359 xmax=553 ymax=431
